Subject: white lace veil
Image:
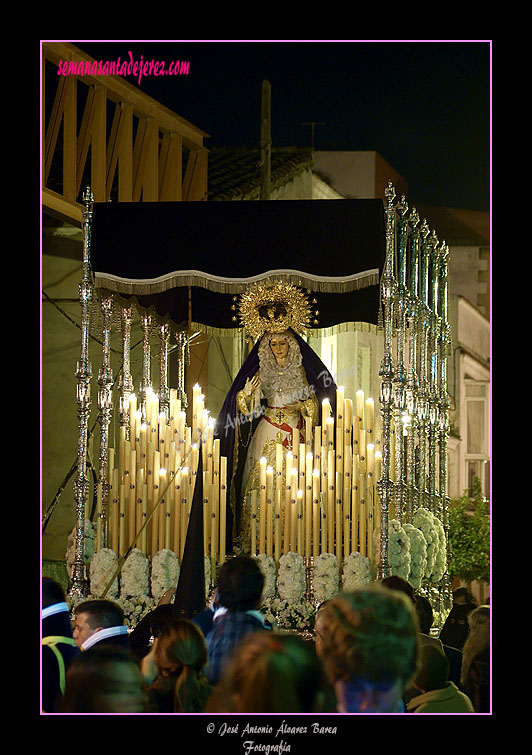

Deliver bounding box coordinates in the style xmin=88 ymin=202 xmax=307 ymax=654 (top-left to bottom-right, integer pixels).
xmin=257 ymin=331 xmax=311 ymax=403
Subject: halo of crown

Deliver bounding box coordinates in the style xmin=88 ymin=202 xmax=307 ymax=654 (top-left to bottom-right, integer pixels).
xmin=232 ymin=280 xmax=318 ymax=341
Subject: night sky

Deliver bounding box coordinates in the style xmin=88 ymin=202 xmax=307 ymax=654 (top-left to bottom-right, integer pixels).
xmin=72 ymin=40 xmax=491 ymax=212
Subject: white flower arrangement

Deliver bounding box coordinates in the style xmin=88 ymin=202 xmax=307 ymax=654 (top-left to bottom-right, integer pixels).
xmin=388 ymin=519 xmax=411 ymax=579
xmin=254 ymin=554 xmax=276 ymax=601
xmin=116 ymin=595 xmax=157 ymax=628
xmin=89 ymin=547 xmax=119 ymax=598
xmin=403 ymin=523 xmax=428 ymax=590
xmin=412 ymin=507 xmax=438 ymax=577
xmin=151 ymin=549 xmax=180 ymax=601
xmin=278 ymin=552 xmax=306 ymax=603
xmin=261 ymin=596 xmax=316 ymax=631
xmin=120 ymin=548 xmax=149 ymax=598
xmin=65 ymin=520 xmax=94 ymax=579
xmin=342 ymin=551 xmax=372 ymax=590
xmin=313 ymin=553 xmax=339 ymax=605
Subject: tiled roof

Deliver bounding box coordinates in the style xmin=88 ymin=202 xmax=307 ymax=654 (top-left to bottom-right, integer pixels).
xmin=207 ymin=147 xmax=314 ymax=200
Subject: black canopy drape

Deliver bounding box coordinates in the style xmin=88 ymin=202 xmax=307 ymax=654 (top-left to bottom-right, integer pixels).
xmin=91 ymin=198 xmax=386 ymax=328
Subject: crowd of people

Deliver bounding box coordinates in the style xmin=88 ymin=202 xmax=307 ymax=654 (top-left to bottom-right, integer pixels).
xmin=42 ymin=561 xmax=490 ymax=715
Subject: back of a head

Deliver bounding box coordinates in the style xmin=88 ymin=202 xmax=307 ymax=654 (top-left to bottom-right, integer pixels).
xmin=218 ymin=632 xmax=323 ymax=713
xmin=414 ymin=594 xmax=434 ymax=635
xmin=42 ymin=577 xmax=67 ymax=609
xmin=413 ymin=645 xmax=450 ymax=693
xmin=75 ymin=599 xmax=125 ymax=629
xmin=319 ymin=585 xmax=420 ymax=690
xmin=453 ymin=587 xmax=475 ymax=605
xmin=381 ymin=575 xmax=416 ymax=604
xmin=60 ymin=646 xmax=147 ymax=713
xmin=155 ymin=619 xmax=210 ymax=712
xmin=217 ymin=556 xmax=264 ymax=612
xmin=156 ymin=619 xmax=208 ymax=676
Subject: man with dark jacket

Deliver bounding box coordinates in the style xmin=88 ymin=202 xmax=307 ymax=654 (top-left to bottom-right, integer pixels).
xmin=42 ymin=577 xmax=80 ymax=712
xmin=206 ymin=556 xmax=269 ymax=685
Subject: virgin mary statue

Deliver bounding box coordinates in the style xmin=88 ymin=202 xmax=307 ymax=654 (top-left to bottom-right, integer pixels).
xmin=215 ymin=282 xmax=337 ymax=553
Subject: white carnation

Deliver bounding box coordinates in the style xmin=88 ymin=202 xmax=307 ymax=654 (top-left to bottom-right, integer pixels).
xmin=120 ymin=548 xmax=149 ymax=597
xmin=403 ymin=523 xmax=427 ymax=590
xmin=254 ymin=554 xmax=276 ymax=600
xmin=278 ymin=552 xmax=306 ymax=602
xmin=151 ymin=549 xmax=180 ymax=601
xmin=89 ymin=547 xmax=119 ymax=598
xmin=388 ymin=519 xmax=411 ymax=579
xmin=342 ymin=551 xmax=372 ymax=590
xmin=313 ymin=553 xmax=339 ymax=604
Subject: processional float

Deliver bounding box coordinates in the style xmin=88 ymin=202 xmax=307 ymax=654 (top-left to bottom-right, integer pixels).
xmin=67 ymin=184 xmax=451 ymax=613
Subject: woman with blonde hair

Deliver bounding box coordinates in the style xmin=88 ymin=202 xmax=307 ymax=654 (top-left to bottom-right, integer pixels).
xmin=318 ymin=585 xmax=420 ymax=713
xmin=144 ymin=619 xmax=213 ymax=713
xmin=460 ymin=605 xmax=490 ymax=712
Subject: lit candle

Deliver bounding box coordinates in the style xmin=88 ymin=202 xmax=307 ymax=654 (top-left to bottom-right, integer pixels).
xmin=312 ymin=468 xmax=320 ymax=558
xmin=359 ymin=473 xmax=367 ymax=557
xmin=336 ymin=386 xmax=344 ymax=427
xmin=111 ymin=468 xmax=119 ymax=554
xmin=290 ymin=468 xmax=298 ymax=552
xmin=375 ymin=449 xmax=382 ymax=483
xmin=367 ymin=443 xmax=375 ymax=480
xmin=335 ymin=470 xmax=343 ymax=561
xmin=305 ymin=452 xmax=313 ymax=559
xmin=129 ymin=394 xmax=137 ymax=441
xmin=173 ymin=469 xmax=181 ymax=555
xmin=305 ymin=416 xmax=312 ymax=449
xmin=275 ymin=487 xmax=281 ymax=563
xmin=356 ymin=390 xmax=365 ymax=423
xmin=365 ymin=398 xmax=374 ymax=441
xmin=266 ymin=466 xmax=273 ymax=557
xmin=276 ymin=442 xmax=283 ymax=487
xmin=327 ymin=449 xmax=335 ymax=554
xmin=140 ymin=482 xmax=148 ymax=555
xmin=344 ymin=399 xmax=353 ymax=443
xmin=322 ymin=399 xmax=331 ymax=425
xmin=220 ymin=456 xmax=227 ymax=564
xmin=140 ymin=422 xmax=147 ymax=465
xmin=326 ymin=417 xmax=335 ymax=448
xmin=192 ymin=384 xmax=201 ymax=439
xmin=119 ymin=484 xmax=126 ymax=557
xmin=181 ymin=467 xmax=189 ymax=559
xmin=297 ymin=489 xmax=304 ymax=555
xmin=151 ymin=451 xmax=160 ymax=555
xmin=159 ymin=467 xmax=167 ymax=553
xmin=259 ymin=457 xmax=267 ymax=554
xmin=251 ymin=489 xmax=257 ymax=556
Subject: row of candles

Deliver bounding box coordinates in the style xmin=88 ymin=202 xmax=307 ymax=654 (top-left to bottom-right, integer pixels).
xmin=249 ymin=388 xmax=395 ymax=568
xmin=98 ymin=384 xmax=228 ymax=577
xmin=97 ymin=382 xmax=400 ymax=572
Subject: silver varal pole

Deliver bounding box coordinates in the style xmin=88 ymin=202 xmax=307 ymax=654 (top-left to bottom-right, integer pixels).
xmin=69 ymin=188 xmax=94 ymax=599
xmin=377 ymin=181 xmax=397 ymax=579
xmin=118 ymin=304 xmax=135 ymax=439
xmin=405 ymin=207 xmax=421 ymax=523
xmin=96 ymin=295 xmax=114 ymax=548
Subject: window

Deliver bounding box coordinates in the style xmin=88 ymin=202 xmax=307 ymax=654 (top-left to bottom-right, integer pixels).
xmin=464 ymin=380 xmax=489 ymax=496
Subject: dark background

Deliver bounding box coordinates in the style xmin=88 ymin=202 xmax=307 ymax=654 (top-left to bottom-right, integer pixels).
xmin=74 ymin=39 xmax=491 ymax=212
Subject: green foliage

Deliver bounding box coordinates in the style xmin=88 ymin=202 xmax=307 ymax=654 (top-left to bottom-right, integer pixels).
xmin=448 ymin=478 xmax=490 ymax=584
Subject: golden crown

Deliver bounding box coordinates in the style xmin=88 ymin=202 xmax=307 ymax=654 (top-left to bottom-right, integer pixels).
xmin=232 ymin=281 xmax=319 ymax=341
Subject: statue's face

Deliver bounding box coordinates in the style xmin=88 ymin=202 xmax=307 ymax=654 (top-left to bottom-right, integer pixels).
xmin=270 ymin=336 xmax=289 ymax=365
